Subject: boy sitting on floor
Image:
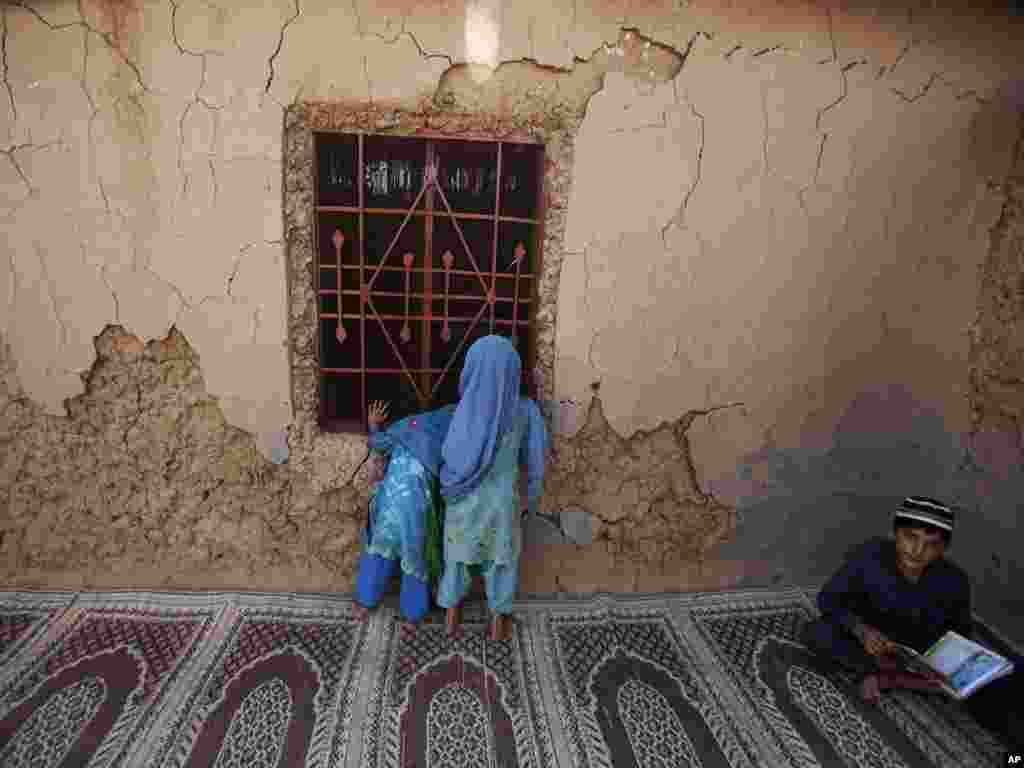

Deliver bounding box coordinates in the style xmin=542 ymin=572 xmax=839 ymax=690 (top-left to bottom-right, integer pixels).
xmin=802 ymin=496 xmax=1023 ymax=751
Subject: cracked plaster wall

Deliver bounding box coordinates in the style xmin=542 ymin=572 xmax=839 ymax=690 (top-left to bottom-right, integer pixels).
xmin=1 ymin=0 xmax=1024 ymax=630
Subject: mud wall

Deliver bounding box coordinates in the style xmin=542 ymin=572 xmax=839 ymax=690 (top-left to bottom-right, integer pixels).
xmin=1 ymin=0 xmax=1023 ymax=638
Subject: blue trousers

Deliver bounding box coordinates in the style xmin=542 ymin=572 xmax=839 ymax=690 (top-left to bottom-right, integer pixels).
xmin=437 ymin=560 xmax=519 ymax=615
xmin=355 ymin=552 xmax=431 ymax=623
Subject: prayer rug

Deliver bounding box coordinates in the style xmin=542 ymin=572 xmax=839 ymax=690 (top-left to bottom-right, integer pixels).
xmin=684 ymin=588 xmax=1008 ymax=768
xmin=0 ymin=591 xmax=222 ymax=768
xmin=535 ymin=595 xmax=761 ymax=768
xmin=356 ymin=603 xmax=555 ymax=768
xmin=0 ymin=588 xmax=1015 ymax=767
xmin=135 ymin=593 xmax=369 ymax=768
xmin=0 ymin=592 xmax=74 ymax=669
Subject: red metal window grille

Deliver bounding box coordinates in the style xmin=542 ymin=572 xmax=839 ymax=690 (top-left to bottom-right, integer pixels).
xmin=314 ymin=132 xmax=546 ymax=433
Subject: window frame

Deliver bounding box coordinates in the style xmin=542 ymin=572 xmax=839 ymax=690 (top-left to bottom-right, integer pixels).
xmin=312 ymin=129 xmax=548 ymax=434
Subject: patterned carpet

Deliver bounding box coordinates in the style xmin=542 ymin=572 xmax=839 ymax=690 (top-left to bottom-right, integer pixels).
xmin=0 ymin=587 xmax=1013 ymax=767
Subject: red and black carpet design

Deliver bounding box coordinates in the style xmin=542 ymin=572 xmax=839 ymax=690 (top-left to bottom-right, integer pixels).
xmin=357 ymin=605 xmax=554 ymax=768
xmin=539 ymin=598 xmax=760 ymax=768
xmin=0 ymin=588 xmax=1015 ymax=767
xmin=136 ymin=595 xmax=369 ymax=768
xmin=0 ymin=592 xmax=221 ymax=768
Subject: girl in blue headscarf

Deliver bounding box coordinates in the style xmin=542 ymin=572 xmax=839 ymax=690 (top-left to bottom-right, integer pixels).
xmin=354 ymin=399 xmax=456 ymax=626
xmin=438 ymin=335 xmax=549 ymax=641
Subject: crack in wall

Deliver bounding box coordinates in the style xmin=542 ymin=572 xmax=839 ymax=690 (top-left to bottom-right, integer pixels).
xmin=79 ymin=239 xmax=120 ymax=322
xmin=892 ymin=71 xmax=939 ymax=104
xmin=878 ymin=5 xmax=917 ymax=80
xmin=362 ymin=53 xmax=372 ymax=102
xmin=579 ymin=242 xmax=601 ymax=376
xmin=250 ymin=306 xmax=262 ymax=344
xmin=659 ymin=78 xmax=704 ymax=246
xmin=264 ymin=0 xmax=301 ymax=94
xmin=348 ymin=0 xmax=363 ymax=37
xmin=78 ymin=22 xmax=105 ymax=211
xmin=1 ymin=5 xmax=14 ymax=127
xmin=35 ymin=242 xmax=68 ymax=350
xmin=879 ymin=39 xmax=913 ymax=80
xmin=791 ymin=7 xmax=849 ymax=220
xmin=13 ymin=0 xmax=152 ymax=96
xmin=111 ymin=89 xmax=155 ymax=170
xmin=96 ymin=177 xmax=143 ymax=274
xmin=815 ymin=8 xmax=849 ymax=135
xmin=372 ymin=24 xmax=453 ymax=66
xmin=795 ymin=134 xmax=827 ymax=219
xmin=760 ymin=81 xmax=771 ymax=178
xmin=170 ymin=0 xmax=225 ymax=205
xmin=1 ymin=138 xmax=63 ymax=199
xmin=231 ymin=239 xmax=285 ymax=299
xmin=4 ymin=241 xmax=18 ymax=326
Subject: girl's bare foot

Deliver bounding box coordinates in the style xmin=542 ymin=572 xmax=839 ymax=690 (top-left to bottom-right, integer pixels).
xmin=446 ymin=606 xmax=461 ymax=637
xmin=489 ymin=614 xmax=512 ymax=642
xmin=861 ymin=674 xmax=882 ymax=703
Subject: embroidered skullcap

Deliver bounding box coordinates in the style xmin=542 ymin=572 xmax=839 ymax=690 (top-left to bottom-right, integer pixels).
xmin=894 ymin=496 xmax=955 ymax=532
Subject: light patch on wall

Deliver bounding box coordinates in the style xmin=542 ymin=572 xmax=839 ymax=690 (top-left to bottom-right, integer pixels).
xmin=465 ymin=0 xmax=501 ymax=81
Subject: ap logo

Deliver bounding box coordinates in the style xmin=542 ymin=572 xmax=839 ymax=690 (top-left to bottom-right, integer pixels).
xmin=1008 ymin=754 xmax=1022 ymax=765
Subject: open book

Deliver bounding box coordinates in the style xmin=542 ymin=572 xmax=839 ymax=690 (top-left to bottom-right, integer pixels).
xmin=891 ymin=630 xmax=1015 ymax=700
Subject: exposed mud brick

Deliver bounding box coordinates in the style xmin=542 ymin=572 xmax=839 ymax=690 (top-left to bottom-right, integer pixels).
xmin=539 ymin=393 xmax=739 ymax=565
xmin=0 ymin=325 xmax=367 ymax=592
xmin=969 ymin=115 xmax=1024 ymax=446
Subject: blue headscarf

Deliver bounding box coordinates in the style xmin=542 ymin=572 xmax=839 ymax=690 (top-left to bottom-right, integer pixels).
xmin=368 ymin=404 xmax=456 ymax=477
xmin=441 ymin=335 xmax=522 ymax=501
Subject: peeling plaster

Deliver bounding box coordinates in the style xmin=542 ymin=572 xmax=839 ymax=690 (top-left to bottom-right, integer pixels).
xmin=433 ymin=28 xmax=686 ymax=122
xmin=2 ymin=0 xmax=1024 ymax=608
xmin=0 ymin=325 xmax=367 ymax=591
xmin=541 ymin=393 xmax=744 ymax=564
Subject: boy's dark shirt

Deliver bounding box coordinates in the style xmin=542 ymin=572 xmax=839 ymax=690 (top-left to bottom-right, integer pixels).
xmin=816 ymin=536 xmax=972 ymax=652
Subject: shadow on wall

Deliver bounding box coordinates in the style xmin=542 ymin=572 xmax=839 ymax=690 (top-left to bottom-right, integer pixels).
xmin=720 ymin=383 xmax=1023 ymax=643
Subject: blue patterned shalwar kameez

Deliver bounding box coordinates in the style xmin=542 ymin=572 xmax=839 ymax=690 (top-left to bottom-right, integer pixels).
xmin=437 ymin=399 xmax=545 ymax=615
xmin=355 ymin=444 xmax=433 ymax=622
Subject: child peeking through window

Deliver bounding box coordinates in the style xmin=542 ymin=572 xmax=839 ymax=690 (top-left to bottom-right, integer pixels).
xmin=354 ymin=399 xmax=454 ymax=630
xmin=437 ymin=335 xmax=549 ymax=642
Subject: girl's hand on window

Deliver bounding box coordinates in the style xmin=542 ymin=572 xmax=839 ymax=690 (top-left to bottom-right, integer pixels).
xmin=368 ymin=400 xmax=390 ymax=427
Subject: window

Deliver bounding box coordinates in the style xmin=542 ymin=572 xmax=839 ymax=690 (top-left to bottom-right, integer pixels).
xmin=315 ymin=133 xmax=545 ymax=432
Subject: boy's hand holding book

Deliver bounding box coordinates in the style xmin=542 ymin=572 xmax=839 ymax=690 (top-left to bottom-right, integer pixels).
xmin=858 ymin=624 xmax=896 ymax=656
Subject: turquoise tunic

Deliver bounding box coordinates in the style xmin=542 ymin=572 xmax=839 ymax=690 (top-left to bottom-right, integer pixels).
xmin=442 ymin=404 xmax=527 ymax=567
xmin=365 ymin=443 xmax=432 ymax=584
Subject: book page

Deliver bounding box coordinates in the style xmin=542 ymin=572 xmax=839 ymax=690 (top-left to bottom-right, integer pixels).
xmin=948 ymin=652 xmax=1006 ymax=695
xmin=922 ymin=631 xmax=1012 ymax=697
xmin=924 ymin=632 xmax=984 ymax=676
